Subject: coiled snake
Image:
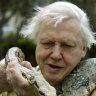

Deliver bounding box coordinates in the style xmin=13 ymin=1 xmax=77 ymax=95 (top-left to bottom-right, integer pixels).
xmin=4 ymin=47 xmax=96 ymax=96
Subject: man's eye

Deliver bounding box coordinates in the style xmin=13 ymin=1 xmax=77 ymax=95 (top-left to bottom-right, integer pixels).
xmin=61 ymin=44 xmax=73 ymax=47
xmin=43 ymin=42 xmax=53 ymax=45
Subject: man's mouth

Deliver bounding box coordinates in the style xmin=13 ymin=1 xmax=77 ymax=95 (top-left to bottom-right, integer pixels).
xmin=47 ymin=64 xmax=62 ymax=72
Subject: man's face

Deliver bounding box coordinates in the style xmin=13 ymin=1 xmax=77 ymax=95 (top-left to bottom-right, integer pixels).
xmin=36 ymin=18 xmax=86 ymax=87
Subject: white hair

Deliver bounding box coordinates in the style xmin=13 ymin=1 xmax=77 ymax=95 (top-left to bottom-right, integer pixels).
xmin=21 ymin=1 xmax=96 ymax=48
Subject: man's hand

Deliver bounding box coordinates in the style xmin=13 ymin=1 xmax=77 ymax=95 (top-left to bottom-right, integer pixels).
xmin=6 ymin=58 xmax=34 ymax=96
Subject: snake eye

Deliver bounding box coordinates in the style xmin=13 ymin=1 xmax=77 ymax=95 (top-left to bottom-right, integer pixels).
xmin=15 ymin=51 xmax=20 ymax=57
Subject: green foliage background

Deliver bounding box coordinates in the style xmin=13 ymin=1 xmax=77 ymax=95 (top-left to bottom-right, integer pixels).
xmin=0 ymin=33 xmax=36 ymax=66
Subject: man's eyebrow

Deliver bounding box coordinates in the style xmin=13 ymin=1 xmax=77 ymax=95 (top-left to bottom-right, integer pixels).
xmin=61 ymin=40 xmax=76 ymax=46
xmin=40 ymin=38 xmax=53 ymax=41
xmin=39 ymin=39 xmax=52 ymax=43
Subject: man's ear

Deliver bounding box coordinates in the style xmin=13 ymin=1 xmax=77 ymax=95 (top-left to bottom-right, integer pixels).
xmin=81 ymin=46 xmax=87 ymax=58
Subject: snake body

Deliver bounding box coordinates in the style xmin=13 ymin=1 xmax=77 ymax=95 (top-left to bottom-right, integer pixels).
xmin=5 ymin=47 xmax=56 ymax=96
xmin=4 ymin=47 xmax=96 ymax=96
xmin=57 ymin=58 xmax=96 ymax=96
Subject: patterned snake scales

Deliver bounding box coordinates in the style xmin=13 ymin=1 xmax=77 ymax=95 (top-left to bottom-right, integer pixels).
xmin=4 ymin=47 xmax=96 ymax=96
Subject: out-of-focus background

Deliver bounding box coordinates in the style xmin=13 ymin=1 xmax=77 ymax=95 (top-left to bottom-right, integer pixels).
xmin=0 ymin=0 xmax=96 ymax=66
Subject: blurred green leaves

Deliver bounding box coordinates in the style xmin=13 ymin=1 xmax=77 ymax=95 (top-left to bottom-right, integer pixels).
xmin=0 ymin=32 xmax=36 ymax=66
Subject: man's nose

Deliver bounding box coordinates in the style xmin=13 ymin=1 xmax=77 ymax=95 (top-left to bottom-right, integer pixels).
xmin=50 ymin=45 xmax=62 ymax=60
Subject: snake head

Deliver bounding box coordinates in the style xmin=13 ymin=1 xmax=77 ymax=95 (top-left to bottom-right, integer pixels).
xmin=5 ymin=47 xmax=25 ymax=66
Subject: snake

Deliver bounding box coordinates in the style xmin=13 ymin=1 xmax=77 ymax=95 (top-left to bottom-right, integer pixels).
xmin=5 ymin=47 xmax=56 ymax=96
xmin=4 ymin=47 xmax=96 ymax=96
xmin=58 ymin=58 xmax=96 ymax=96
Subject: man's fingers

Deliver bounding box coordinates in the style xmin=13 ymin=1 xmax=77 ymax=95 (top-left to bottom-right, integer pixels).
xmin=7 ymin=58 xmax=20 ymax=73
xmin=21 ymin=61 xmax=32 ymax=70
xmin=7 ymin=68 xmax=29 ymax=91
xmin=9 ymin=68 xmax=28 ymax=86
xmin=6 ymin=58 xmax=25 ymax=86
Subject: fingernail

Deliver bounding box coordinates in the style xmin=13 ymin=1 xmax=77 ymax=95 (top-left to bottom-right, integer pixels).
xmin=9 ymin=68 xmax=14 ymax=73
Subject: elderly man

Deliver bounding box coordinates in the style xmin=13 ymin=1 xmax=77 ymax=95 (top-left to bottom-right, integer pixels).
xmin=0 ymin=1 xmax=96 ymax=96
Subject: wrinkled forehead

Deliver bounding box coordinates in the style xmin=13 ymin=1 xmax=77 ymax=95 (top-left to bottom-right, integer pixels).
xmin=37 ymin=18 xmax=83 ymax=47
xmin=37 ymin=18 xmax=82 ymax=43
xmin=39 ymin=18 xmax=81 ymax=33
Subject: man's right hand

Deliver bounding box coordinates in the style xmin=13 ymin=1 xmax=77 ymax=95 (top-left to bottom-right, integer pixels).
xmin=0 ymin=58 xmax=32 ymax=93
